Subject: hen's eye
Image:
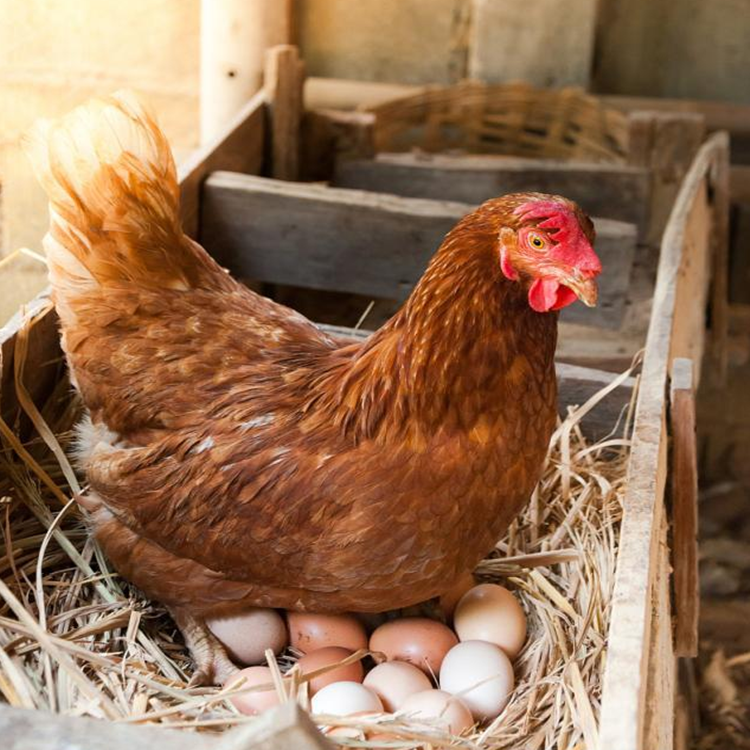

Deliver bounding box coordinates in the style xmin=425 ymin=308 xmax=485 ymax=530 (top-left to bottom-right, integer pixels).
xmin=529 ymin=234 xmax=546 ymax=250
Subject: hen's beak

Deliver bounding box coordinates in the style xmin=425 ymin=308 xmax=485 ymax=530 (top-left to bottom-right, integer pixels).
xmin=564 ymin=275 xmax=598 ymax=307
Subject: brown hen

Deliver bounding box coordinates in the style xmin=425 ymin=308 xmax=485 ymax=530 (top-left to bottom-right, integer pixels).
xmin=24 ymin=92 xmax=601 ymax=683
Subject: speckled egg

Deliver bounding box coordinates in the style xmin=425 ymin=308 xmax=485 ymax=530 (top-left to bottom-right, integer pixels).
xmin=287 ymin=612 xmax=368 ymax=654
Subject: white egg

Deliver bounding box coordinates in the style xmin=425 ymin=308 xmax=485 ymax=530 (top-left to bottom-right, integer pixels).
xmin=310 ymin=681 xmax=384 ymax=716
xmin=439 ymin=641 xmax=514 ymax=720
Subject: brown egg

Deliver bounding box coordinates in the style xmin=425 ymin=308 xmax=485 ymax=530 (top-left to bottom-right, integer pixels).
xmin=227 ymin=666 xmax=281 ymax=715
xmin=207 ymin=608 xmax=288 ymax=665
xmin=369 ymin=618 xmax=458 ymax=676
xmin=439 ymin=572 xmax=477 ymax=621
xmin=287 ymin=612 xmax=368 ymax=654
xmin=363 ymin=660 xmax=433 ymax=711
xmin=398 ymin=689 xmax=474 ymax=734
xmin=453 ymin=584 xmax=527 ymax=658
xmin=296 ymin=647 xmax=364 ymax=695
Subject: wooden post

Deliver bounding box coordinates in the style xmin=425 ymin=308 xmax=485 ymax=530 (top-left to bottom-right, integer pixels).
xmin=264 ymin=45 xmax=304 ymax=181
xmin=669 ymin=357 xmax=699 ymax=658
xmin=200 ymin=0 xmax=292 ymax=144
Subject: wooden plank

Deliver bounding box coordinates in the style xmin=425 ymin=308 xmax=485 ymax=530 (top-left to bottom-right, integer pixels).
xmin=334 ymin=152 xmax=650 ymax=236
xmin=200 ymin=172 xmax=638 ymax=329
xmin=0 ymin=702 xmax=332 ymax=750
xmin=264 ymin=45 xmax=304 ymax=181
xmin=178 ymin=90 xmax=266 ymax=238
xmin=320 ymin=324 xmax=636 ymax=440
xmin=669 ymin=358 xmax=699 ymax=658
xmin=598 ymin=132 xmax=729 ymax=750
xmin=626 ymin=111 xmax=706 ymax=245
xmin=468 ymin=0 xmax=598 ymax=87
xmin=642 ymin=504 xmax=676 ymax=749
xmin=200 ymin=0 xmax=292 ymax=144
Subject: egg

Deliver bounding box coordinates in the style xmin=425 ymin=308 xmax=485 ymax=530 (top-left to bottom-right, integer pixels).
xmin=296 ymin=647 xmax=364 ymax=695
xmin=206 ymin=608 xmax=288 ymax=665
xmin=398 ymin=689 xmax=474 ymax=735
xmin=287 ymin=612 xmax=368 ymax=654
xmin=453 ymin=584 xmax=527 ymax=658
xmin=369 ymin=618 xmax=458 ymax=675
xmin=310 ymin=681 xmax=384 ymax=716
xmin=227 ymin=666 xmax=281 ymax=715
xmin=363 ymin=661 xmax=433 ymax=711
xmin=439 ymin=572 xmax=477 ymax=621
xmin=439 ymin=641 xmax=514 ymax=720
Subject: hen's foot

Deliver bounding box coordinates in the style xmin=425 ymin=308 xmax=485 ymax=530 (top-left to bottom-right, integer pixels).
xmin=169 ymin=608 xmax=239 ymax=686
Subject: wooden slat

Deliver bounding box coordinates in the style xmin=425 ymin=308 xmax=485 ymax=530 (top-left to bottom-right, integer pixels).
xmin=200 ymin=172 xmax=638 ymax=329
xmin=178 ymin=90 xmax=266 ymax=238
xmin=670 ymin=358 xmax=699 ymax=658
xmin=334 ymin=152 xmax=650 ymax=236
xmin=319 ymin=324 xmax=636 ymax=440
xmin=264 ymin=45 xmax=304 ymax=181
xmin=598 ymin=132 xmax=730 ymax=750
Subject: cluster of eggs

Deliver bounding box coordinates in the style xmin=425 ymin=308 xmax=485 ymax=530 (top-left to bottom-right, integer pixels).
xmin=209 ymin=580 xmax=527 ymax=734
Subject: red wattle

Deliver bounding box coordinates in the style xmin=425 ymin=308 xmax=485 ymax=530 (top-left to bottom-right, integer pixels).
xmin=528 ymin=278 xmax=578 ymax=312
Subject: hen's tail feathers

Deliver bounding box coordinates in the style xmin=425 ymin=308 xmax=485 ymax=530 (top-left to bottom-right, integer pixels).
xmin=23 ymin=91 xmax=217 ymax=323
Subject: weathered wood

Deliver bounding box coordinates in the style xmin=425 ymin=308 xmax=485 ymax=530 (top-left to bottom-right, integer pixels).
xmin=626 ymin=111 xmax=706 ymax=245
xmin=0 ymin=702 xmax=332 ymax=750
xmin=264 ymin=45 xmax=304 ymax=181
xmin=319 ymin=323 xmax=635 ymax=440
xmin=334 ymin=152 xmax=650 ymax=236
xmin=468 ymin=0 xmax=598 ymax=87
xmin=669 ymin=358 xmax=699 ymax=658
xmin=199 ymin=0 xmax=292 ymax=144
xmin=598 ymin=132 xmax=729 ymax=750
xmin=200 ymin=172 xmax=637 ymax=329
xmin=301 ymin=109 xmax=375 ymax=181
xmin=178 ymin=90 xmax=266 ymax=238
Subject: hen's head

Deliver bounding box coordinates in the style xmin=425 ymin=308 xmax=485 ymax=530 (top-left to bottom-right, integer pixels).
xmin=481 ymin=192 xmax=602 ymax=313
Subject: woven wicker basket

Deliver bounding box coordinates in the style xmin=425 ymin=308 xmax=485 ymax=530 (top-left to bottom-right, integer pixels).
xmin=364 ymin=81 xmax=630 ymax=164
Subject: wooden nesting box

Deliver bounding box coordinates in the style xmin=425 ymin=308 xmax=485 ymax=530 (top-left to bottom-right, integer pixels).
xmin=0 ymin=52 xmax=730 ymax=750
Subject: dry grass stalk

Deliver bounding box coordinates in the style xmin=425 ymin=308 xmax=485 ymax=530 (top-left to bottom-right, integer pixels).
xmin=0 ymin=318 xmax=633 ymax=748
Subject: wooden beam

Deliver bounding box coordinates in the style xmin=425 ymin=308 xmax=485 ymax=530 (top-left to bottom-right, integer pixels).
xmin=178 ymin=90 xmax=266 ymax=238
xmin=200 ymin=172 xmax=638 ymax=329
xmin=626 ymin=111 xmax=706 ymax=245
xmin=669 ymin=358 xmax=699 ymax=658
xmin=264 ymin=45 xmax=305 ymax=181
xmin=200 ymin=0 xmax=292 ymax=144
xmin=319 ymin=324 xmax=635 ymax=441
xmin=334 ymin=152 xmax=650 ymax=237
xmin=598 ymin=133 xmax=729 ymax=750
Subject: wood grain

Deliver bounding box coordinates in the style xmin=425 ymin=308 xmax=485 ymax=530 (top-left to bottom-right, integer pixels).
xmin=264 ymin=45 xmax=304 ymax=181
xmin=334 ymin=152 xmax=650 ymax=236
xmin=598 ymin=132 xmax=729 ymax=750
xmin=200 ymin=172 xmax=638 ymax=329
xmin=670 ymin=358 xmax=699 ymax=658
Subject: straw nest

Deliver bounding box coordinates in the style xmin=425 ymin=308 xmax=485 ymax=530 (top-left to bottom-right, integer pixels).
xmin=0 ymin=313 xmax=636 ymax=749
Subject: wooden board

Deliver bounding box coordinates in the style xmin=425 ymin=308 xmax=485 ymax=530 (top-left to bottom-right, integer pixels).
xmin=468 ymin=0 xmax=598 ymax=87
xmin=320 ymin=323 xmax=636 ymax=441
xmin=200 ymin=172 xmax=638 ymax=329
xmin=178 ymin=90 xmax=266 ymax=238
xmin=334 ymin=152 xmax=650 ymax=236
xmin=598 ymin=132 xmax=730 ymax=750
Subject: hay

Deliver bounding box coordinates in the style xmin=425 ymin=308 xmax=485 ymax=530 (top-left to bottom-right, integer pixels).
xmin=0 ymin=315 xmax=635 ymax=748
